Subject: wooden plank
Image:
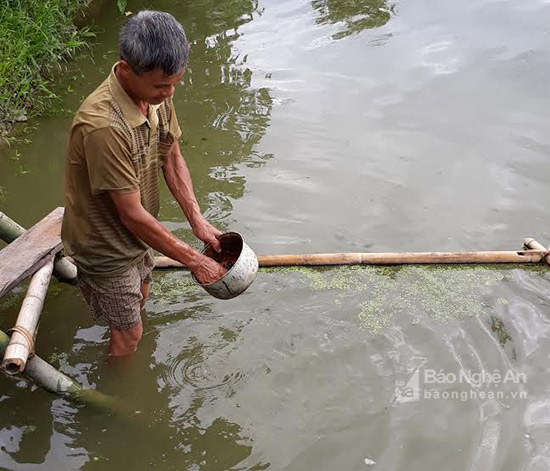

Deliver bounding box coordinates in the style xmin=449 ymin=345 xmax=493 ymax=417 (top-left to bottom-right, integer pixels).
xmin=0 ymin=207 xmax=64 ymax=298
xmin=0 ymin=210 xmax=77 ymax=283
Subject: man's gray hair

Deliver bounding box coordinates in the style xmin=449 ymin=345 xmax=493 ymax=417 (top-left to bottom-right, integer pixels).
xmin=119 ymin=10 xmax=190 ymax=75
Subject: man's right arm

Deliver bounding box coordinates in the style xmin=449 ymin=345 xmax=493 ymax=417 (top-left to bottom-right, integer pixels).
xmin=109 ymin=190 xmax=226 ymax=284
xmin=82 ymin=126 xmax=225 ymax=283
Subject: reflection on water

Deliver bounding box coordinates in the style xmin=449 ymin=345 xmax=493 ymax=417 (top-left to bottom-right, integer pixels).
xmin=311 ymin=0 xmax=394 ymax=39
xmin=490 ymin=314 xmax=517 ymax=362
xmin=158 ymin=0 xmax=273 ymax=234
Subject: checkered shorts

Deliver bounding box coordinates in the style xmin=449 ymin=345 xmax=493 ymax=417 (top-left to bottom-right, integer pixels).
xmin=77 ymin=250 xmax=155 ymax=330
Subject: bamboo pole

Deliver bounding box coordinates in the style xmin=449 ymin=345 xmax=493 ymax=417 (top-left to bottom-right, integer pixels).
xmin=524 ymin=238 xmax=550 ymax=265
xmin=2 ymin=255 xmax=55 ymax=375
xmin=0 ymin=330 xmax=122 ymax=412
xmin=0 ymin=211 xmax=25 ymax=242
xmin=257 ymin=251 xmax=546 ymax=266
xmin=154 ymin=256 xmax=184 ymax=268
xmin=0 ymin=211 xmax=77 ymax=283
xmin=154 ymin=249 xmax=546 ymax=269
xmin=52 ymin=256 xmax=77 ymax=281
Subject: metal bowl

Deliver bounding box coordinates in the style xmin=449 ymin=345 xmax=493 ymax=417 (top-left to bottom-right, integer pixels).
xmin=193 ymin=232 xmax=258 ymax=299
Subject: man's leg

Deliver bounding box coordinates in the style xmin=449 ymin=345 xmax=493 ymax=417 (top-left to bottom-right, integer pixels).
xmin=108 ymin=322 xmax=143 ymax=357
xmin=140 ymin=281 xmax=150 ymax=309
xmin=78 ymin=252 xmax=155 ymax=365
xmin=107 ymin=281 xmax=149 ymax=358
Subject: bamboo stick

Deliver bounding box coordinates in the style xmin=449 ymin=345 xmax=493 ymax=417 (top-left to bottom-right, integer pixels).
xmin=2 ymin=255 xmax=55 ymax=374
xmin=155 ymin=256 xmax=185 ymax=268
xmin=52 ymin=255 xmax=78 ymax=281
xmin=0 ymin=211 xmax=77 ymax=283
xmin=0 ymin=211 xmax=25 ymax=243
xmin=0 ymin=330 xmax=122 ymax=412
xmin=524 ymin=238 xmax=550 ymax=265
xmin=154 ymin=249 xmax=546 ymax=269
xmin=258 ymin=251 xmax=546 ymax=266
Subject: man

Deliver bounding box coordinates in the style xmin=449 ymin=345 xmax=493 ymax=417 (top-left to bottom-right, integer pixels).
xmin=61 ymin=10 xmax=226 ymax=361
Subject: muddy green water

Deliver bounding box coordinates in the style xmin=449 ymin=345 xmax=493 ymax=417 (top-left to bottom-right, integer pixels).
xmin=2 ymin=0 xmax=550 ymax=469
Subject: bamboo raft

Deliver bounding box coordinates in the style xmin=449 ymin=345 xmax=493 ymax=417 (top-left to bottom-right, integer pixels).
xmin=1 ymin=206 xmax=549 ymax=405
xmin=0 ymin=209 xmax=123 ymax=411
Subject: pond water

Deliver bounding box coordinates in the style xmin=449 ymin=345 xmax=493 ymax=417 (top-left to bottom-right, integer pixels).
xmin=2 ymin=0 xmax=550 ymax=469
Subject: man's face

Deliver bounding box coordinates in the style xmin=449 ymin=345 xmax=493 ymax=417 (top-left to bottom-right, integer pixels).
xmin=120 ymin=61 xmax=185 ymax=105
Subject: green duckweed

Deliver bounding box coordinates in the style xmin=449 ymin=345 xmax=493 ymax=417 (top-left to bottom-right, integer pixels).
xmin=151 ymin=264 xmax=547 ymax=335
xmin=261 ymin=265 xmax=519 ymax=334
xmin=150 ymin=272 xmax=198 ymax=303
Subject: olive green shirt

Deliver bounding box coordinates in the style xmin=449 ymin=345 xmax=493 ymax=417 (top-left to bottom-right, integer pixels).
xmin=61 ymin=63 xmax=181 ymax=276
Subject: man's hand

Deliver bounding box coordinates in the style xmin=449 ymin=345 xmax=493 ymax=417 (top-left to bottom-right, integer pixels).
xmin=191 ymin=255 xmax=227 ymax=284
xmin=193 ymin=219 xmax=223 ymax=253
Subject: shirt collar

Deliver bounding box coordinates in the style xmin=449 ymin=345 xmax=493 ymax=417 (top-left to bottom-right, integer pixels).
xmin=108 ymin=62 xmax=148 ymax=128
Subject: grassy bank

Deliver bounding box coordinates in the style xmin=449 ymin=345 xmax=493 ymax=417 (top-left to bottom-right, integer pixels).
xmin=0 ymin=0 xmax=95 ymax=136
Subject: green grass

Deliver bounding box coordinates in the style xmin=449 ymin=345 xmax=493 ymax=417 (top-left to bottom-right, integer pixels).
xmin=0 ymin=0 xmax=95 ymax=129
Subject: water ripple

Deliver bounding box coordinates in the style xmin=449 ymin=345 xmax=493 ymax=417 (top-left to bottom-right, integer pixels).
xmin=159 ymin=342 xmax=246 ymax=399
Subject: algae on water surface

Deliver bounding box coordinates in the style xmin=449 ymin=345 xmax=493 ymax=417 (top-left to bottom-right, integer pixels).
xmin=149 ymin=265 xmax=542 ymax=335
xmin=150 ymin=272 xmax=198 ymax=303
xmin=263 ymin=265 xmax=516 ymax=334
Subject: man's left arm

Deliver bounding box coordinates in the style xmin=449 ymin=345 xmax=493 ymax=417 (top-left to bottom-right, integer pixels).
xmin=162 ymin=139 xmax=222 ymax=252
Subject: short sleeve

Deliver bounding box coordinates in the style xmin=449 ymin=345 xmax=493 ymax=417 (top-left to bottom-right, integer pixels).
xmin=170 ymin=101 xmax=182 ymax=140
xmin=84 ymin=127 xmax=139 ymax=195
xmin=157 ymin=100 xmax=182 ymax=165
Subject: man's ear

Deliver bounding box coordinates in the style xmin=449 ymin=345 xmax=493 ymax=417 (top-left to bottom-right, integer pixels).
xmin=118 ymin=60 xmax=132 ymax=79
